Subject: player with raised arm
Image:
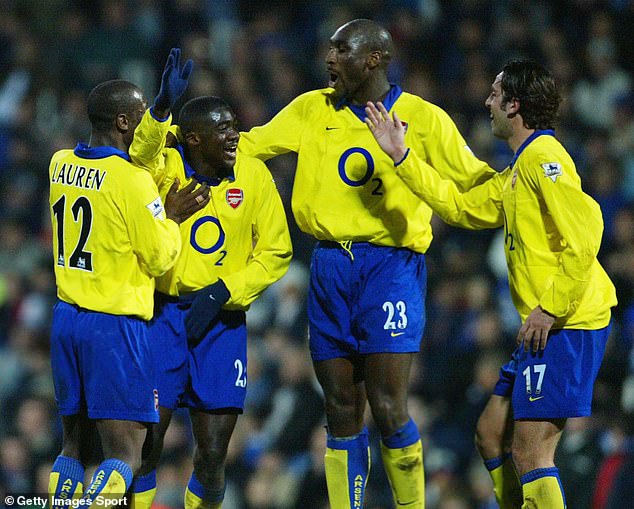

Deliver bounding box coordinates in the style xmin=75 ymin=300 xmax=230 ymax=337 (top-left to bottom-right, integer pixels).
xmin=365 ymin=59 xmax=618 ymax=509
xmin=238 ymin=19 xmax=496 ymax=509
xmin=48 ymin=78 xmax=209 ymax=508
xmin=128 ymin=49 xmax=293 ymax=509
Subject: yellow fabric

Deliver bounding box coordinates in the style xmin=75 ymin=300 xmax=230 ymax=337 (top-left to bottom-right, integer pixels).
xmin=380 ymin=439 xmax=425 ymax=508
xmin=83 ymin=469 xmax=127 ymax=505
xmin=396 ymin=134 xmax=617 ymax=329
xmin=324 ymin=447 xmax=353 ymax=509
xmin=49 ymin=142 xmax=181 ymax=320
xmin=184 ymin=486 xmax=221 ymax=509
xmin=489 ymin=458 xmax=522 ymax=509
xmin=521 ymin=476 xmax=565 ymax=509
xmin=130 ymin=110 xmax=292 ymax=306
xmin=48 ymin=472 xmax=83 ymax=509
xmin=130 ymin=487 xmax=156 ymax=509
xmin=239 ymin=87 xmax=494 ymax=253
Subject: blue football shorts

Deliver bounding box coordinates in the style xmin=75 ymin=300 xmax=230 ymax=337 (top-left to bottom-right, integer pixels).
xmin=308 ymin=241 xmax=427 ymax=362
xmin=50 ymin=300 xmax=159 ymax=423
xmin=493 ymin=326 xmax=610 ymax=419
xmin=149 ymin=295 xmax=247 ymax=411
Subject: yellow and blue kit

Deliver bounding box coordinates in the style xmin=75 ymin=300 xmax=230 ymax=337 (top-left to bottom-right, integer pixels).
xmin=240 ymin=84 xmax=494 ymax=359
xmin=49 ymin=143 xmax=181 ymax=423
xmin=130 ymin=109 xmax=292 ymax=410
xmin=395 ymin=129 xmax=617 ymax=418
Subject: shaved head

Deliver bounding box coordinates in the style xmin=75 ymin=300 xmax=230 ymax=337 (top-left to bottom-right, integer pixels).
xmin=179 ymin=96 xmax=233 ymax=134
xmin=336 ymin=18 xmax=393 ymax=66
xmin=87 ymin=79 xmax=146 ymax=131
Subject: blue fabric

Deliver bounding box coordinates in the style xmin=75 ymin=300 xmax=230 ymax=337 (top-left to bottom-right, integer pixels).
xmin=509 ymin=130 xmax=554 ymax=169
xmin=308 ymin=242 xmax=426 ymax=361
xmin=185 ymin=280 xmax=231 ymax=345
xmin=149 ymin=296 xmax=247 ymax=411
xmin=187 ymin=473 xmax=225 ymax=503
xmin=327 ymin=428 xmax=370 ymax=508
xmin=153 ymin=48 xmax=193 ymax=111
xmin=338 ymin=84 xmax=403 ymax=122
xmin=494 ymin=326 xmax=610 ymax=419
xmin=83 ymin=459 xmax=133 ymax=502
xmin=382 ymin=418 xmax=420 ymax=448
xmin=131 ymin=470 xmax=156 ymax=493
xmin=51 ymin=300 xmax=158 ymax=423
xmin=51 ymin=455 xmax=84 ymax=503
xmin=483 ymin=453 xmax=512 ymax=472
xmin=73 ymin=143 xmax=130 ymax=161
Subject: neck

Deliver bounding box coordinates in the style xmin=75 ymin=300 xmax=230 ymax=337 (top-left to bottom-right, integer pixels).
xmin=508 ymin=124 xmax=536 ymax=154
xmin=349 ymin=76 xmax=391 ymax=106
xmin=186 ymin=152 xmax=223 ymax=179
xmin=89 ymin=131 xmax=127 ymax=152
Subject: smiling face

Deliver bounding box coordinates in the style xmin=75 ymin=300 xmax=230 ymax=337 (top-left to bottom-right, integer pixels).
xmin=326 ymin=23 xmax=372 ymax=101
xmin=485 ymin=72 xmax=514 ymax=141
xmin=195 ymin=106 xmax=240 ymax=171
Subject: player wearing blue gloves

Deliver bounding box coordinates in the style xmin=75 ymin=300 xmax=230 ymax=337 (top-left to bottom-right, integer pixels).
xmin=128 ymin=49 xmax=292 ymax=509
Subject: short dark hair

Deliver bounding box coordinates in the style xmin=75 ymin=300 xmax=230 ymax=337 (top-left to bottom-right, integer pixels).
xmin=179 ymin=96 xmax=233 ymax=134
xmin=343 ymin=18 xmax=393 ymax=65
xmin=86 ymin=79 xmax=145 ymax=130
xmin=500 ymin=59 xmax=561 ymax=130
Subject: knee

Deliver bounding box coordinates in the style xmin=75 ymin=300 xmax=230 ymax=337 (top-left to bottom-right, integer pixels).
xmin=370 ymin=395 xmax=408 ymax=436
xmin=193 ymin=440 xmax=228 ymax=473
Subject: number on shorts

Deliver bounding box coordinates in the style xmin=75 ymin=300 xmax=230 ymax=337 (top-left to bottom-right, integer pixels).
xmin=522 ymin=364 xmax=546 ymax=395
xmin=382 ymin=300 xmax=408 ymax=330
xmin=234 ymin=359 xmax=247 ymax=388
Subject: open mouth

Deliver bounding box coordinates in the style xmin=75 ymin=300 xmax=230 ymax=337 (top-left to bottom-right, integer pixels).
xmin=328 ymin=71 xmax=339 ymax=88
xmin=224 ymin=143 xmax=237 ymax=158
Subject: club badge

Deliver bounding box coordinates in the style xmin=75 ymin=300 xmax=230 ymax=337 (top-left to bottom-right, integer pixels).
xmin=226 ymin=188 xmax=243 ymax=208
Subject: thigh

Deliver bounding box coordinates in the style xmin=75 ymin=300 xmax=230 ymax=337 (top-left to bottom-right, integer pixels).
xmin=149 ymin=298 xmax=189 ymax=410
xmin=51 ymin=301 xmax=82 ymax=416
xmin=512 ymin=419 xmax=566 ymax=475
xmin=354 ymin=246 xmax=426 ymax=355
xmin=307 ymin=244 xmax=356 ymax=361
xmin=78 ymin=312 xmax=158 ymax=424
xmin=364 ymin=352 xmax=413 ymax=433
xmin=313 ymin=357 xmax=366 ymax=436
xmin=476 ymin=394 xmax=514 ymax=457
xmin=190 ymin=410 xmax=239 ymax=454
xmin=96 ymin=419 xmax=148 ymax=462
xmin=183 ymin=310 xmax=247 ymax=411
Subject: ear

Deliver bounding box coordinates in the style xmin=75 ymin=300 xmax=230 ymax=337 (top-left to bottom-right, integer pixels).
xmin=185 ymin=131 xmax=201 ymax=146
xmin=506 ymin=97 xmax=521 ymax=115
xmin=115 ymin=113 xmax=129 ymax=132
xmin=366 ymin=50 xmax=382 ymax=70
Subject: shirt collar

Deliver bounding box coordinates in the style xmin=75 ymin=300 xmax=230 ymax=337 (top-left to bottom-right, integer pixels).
xmin=73 ymin=143 xmax=130 ymax=161
xmin=175 ymin=144 xmax=235 ymax=186
xmin=336 ymin=84 xmax=403 ymax=122
xmin=509 ymin=129 xmax=555 ymax=169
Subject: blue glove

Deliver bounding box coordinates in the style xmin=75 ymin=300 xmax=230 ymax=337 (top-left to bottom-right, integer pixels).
xmin=153 ymin=48 xmax=193 ymax=113
xmin=185 ymin=279 xmax=231 ymax=346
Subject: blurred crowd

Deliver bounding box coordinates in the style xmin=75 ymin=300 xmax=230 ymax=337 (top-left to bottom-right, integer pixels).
xmin=1 ymin=0 xmax=633 ymax=508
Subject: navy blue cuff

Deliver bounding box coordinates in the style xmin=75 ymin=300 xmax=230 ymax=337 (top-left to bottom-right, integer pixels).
xmin=209 ymin=279 xmax=231 ymax=304
xmin=149 ymin=106 xmax=170 ymax=122
xmin=394 ymin=148 xmax=410 ymax=167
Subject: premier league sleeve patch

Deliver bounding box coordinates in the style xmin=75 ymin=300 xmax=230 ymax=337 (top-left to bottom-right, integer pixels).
xmin=146 ymin=196 xmax=165 ymax=218
xmin=541 ymin=162 xmax=563 ymax=182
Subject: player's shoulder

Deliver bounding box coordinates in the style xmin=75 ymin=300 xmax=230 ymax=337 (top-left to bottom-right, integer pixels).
xmin=397 ymin=91 xmax=456 ymax=127
xmin=234 ymin=152 xmax=273 ymax=181
xmin=286 ymin=88 xmax=338 ymax=110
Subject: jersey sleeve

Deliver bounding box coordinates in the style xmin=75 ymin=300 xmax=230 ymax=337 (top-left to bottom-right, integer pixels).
xmin=123 ymin=170 xmax=182 ymax=277
xmin=526 ymin=163 xmax=604 ymax=317
xmin=222 ymin=163 xmax=293 ymax=307
xmin=423 ymin=103 xmax=497 ymax=190
xmin=396 ymin=149 xmax=505 ymax=229
xmin=129 ymin=109 xmax=172 ymax=184
xmin=238 ymin=94 xmax=307 ymax=159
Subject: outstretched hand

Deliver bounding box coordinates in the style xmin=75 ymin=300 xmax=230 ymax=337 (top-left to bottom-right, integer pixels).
xmin=153 ymin=48 xmax=194 ymax=117
xmin=364 ymin=102 xmax=408 ymax=164
xmin=164 ymin=178 xmax=210 ymax=224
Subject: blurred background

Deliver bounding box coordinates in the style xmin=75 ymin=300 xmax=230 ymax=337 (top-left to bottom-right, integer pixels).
xmin=0 ymin=0 xmax=633 ymax=508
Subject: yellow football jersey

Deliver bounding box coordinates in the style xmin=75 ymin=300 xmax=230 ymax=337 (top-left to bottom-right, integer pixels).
xmin=396 ymin=130 xmax=617 ymax=329
xmin=49 ymin=144 xmax=181 ymax=320
xmin=238 ymin=86 xmax=495 ymax=253
xmin=130 ymin=110 xmax=292 ymax=308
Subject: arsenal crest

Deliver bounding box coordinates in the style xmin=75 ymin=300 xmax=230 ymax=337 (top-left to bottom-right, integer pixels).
xmin=226 ymin=188 xmax=244 ymax=208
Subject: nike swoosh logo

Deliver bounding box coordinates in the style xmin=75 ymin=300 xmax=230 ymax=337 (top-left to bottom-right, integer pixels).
xmin=209 ymin=295 xmax=216 ymax=301
xmin=390 ymin=332 xmax=405 ymax=337
xmin=325 ymin=127 xmax=340 ymax=130
xmin=529 ymin=396 xmax=544 ymax=402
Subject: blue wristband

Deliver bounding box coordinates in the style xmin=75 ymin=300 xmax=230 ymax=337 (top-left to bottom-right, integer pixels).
xmin=394 ymin=148 xmax=410 ymax=167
